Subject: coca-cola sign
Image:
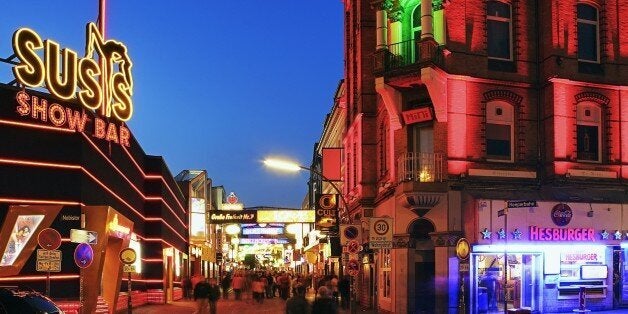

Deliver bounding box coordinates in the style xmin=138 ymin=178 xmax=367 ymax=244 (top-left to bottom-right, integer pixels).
xmin=551 ymin=203 xmax=573 ymax=226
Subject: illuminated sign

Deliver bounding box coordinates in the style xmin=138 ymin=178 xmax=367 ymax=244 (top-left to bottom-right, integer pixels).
xmin=242 ymin=227 xmax=284 ymax=235
xmin=551 ymin=203 xmax=573 ymax=226
xmin=529 ymin=226 xmax=595 ymax=241
xmin=108 ymin=214 xmax=131 ymax=238
xmin=11 ymin=23 xmax=133 ymax=121
xmin=257 ymin=210 xmax=315 ymax=223
xmin=14 ymin=90 xmax=131 ymax=147
xmin=239 ymin=238 xmax=289 ymax=245
xmin=402 ymin=107 xmax=433 ymax=125
xmin=209 ymin=210 xmax=257 ymax=224
xmin=1 ymin=215 xmax=44 ymax=266
xmin=190 ymin=198 xmax=206 ymax=240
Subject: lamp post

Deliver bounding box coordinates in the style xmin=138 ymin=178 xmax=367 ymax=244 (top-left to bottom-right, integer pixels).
xmin=263 ymin=158 xmax=352 ymax=307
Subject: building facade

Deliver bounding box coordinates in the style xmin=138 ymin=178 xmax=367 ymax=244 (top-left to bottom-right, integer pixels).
xmin=340 ymin=0 xmax=628 ymax=313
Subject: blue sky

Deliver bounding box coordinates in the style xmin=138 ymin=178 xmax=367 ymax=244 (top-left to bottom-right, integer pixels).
xmin=1 ymin=1 xmax=344 ymax=208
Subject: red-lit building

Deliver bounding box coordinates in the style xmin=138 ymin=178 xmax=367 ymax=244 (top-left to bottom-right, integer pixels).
xmin=341 ymin=0 xmax=627 ymax=312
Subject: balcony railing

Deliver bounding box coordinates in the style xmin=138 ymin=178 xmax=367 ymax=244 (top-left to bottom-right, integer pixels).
xmin=397 ymin=152 xmax=444 ymax=183
xmin=373 ymin=39 xmax=443 ymax=74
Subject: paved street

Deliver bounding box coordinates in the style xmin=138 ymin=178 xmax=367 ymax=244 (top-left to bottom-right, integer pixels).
xmin=116 ymin=290 xmax=359 ymax=314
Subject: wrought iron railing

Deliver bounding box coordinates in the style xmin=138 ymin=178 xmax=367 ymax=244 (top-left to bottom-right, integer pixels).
xmin=397 ymin=152 xmax=444 ymax=183
xmin=373 ymin=39 xmax=443 ymax=74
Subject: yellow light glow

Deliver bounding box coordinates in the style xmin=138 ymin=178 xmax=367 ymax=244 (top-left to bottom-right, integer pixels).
xmin=263 ymin=158 xmax=302 ymax=172
xmin=225 ymin=224 xmax=241 ymax=235
xmin=286 ymin=223 xmax=302 ymax=235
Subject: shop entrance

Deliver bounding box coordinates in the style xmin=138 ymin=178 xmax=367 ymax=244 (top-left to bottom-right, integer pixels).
xmin=409 ymin=219 xmax=435 ymax=314
xmin=470 ymin=252 xmax=542 ymax=313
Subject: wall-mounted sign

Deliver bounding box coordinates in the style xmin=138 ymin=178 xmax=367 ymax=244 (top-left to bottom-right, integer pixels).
xmin=402 ymin=107 xmax=433 ymax=125
xmin=209 ymin=210 xmax=257 ymax=224
xmin=316 ymin=194 xmax=338 ymax=232
xmin=242 ymin=227 xmax=284 ymax=235
xmin=222 ymin=192 xmax=244 ymax=210
xmin=529 ymin=226 xmax=595 ymax=241
xmin=238 ymin=238 xmax=289 ymax=245
xmin=551 ymin=203 xmax=573 ymax=227
xmin=108 ymin=214 xmax=130 ymax=238
xmin=11 ymin=23 xmax=134 ymax=122
xmin=257 ymin=210 xmax=315 ymax=223
xmin=507 ymin=200 xmax=538 ymax=209
xmin=456 ymin=238 xmax=470 ymax=260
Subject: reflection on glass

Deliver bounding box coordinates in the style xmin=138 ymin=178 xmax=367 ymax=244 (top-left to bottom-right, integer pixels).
xmin=190 ymin=198 xmax=206 ymax=239
xmin=0 ymin=215 xmax=44 ymax=266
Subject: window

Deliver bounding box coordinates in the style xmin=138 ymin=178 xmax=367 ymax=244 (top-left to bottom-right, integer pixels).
xmin=412 ymin=5 xmax=422 ymax=41
xmin=486 ymin=101 xmax=514 ymax=161
xmin=577 ymin=4 xmax=599 ymax=63
xmin=378 ymin=118 xmax=389 ymax=178
xmin=381 ymin=249 xmax=392 ymax=298
xmin=487 ymin=1 xmax=512 ymax=60
xmin=576 ymin=102 xmax=601 ymax=162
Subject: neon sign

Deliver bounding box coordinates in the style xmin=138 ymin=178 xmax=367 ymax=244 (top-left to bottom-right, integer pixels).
xmin=12 ymin=23 xmax=133 ymax=121
xmin=108 ymin=214 xmax=131 ymax=238
xmin=529 ymin=226 xmax=595 ymax=241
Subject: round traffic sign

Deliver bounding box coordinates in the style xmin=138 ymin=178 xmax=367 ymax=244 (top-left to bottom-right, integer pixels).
xmin=347 ymin=240 xmax=360 ymax=254
xmin=343 ymin=226 xmax=359 ymax=240
xmin=74 ymin=243 xmax=94 ymax=268
xmin=347 ymin=259 xmax=360 ymax=276
xmin=120 ymin=248 xmax=137 ymax=265
xmin=373 ymin=219 xmax=390 ymax=236
xmin=38 ymin=228 xmax=61 ymax=250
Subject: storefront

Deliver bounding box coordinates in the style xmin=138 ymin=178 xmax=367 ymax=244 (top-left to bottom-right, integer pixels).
xmin=470 ymin=200 xmax=624 ymax=313
xmin=0 ymin=21 xmax=188 ymax=312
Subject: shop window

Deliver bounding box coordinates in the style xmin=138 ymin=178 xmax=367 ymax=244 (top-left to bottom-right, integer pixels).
xmin=576 ymin=102 xmax=601 ymax=162
xmin=381 ymin=249 xmax=392 ymax=299
xmin=486 ymin=101 xmax=514 ymax=162
xmin=487 ymin=1 xmax=513 ymax=61
xmin=577 ymin=4 xmax=599 ymax=63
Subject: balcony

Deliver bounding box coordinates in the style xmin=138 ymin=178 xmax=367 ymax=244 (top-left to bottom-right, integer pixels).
xmin=373 ymin=39 xmax=443 ymax=76
xmin=397 ymin=152 xmax=444 ymax=183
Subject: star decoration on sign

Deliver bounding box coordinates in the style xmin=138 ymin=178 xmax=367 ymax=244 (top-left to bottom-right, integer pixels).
xmin=497 ymin=228 xmax=506 ymax=239
xmin=615 ymin=230 xmax=623 ymax=240
xmin=481 ymin=228 xmax=492 ymax=239
xmin=512 ymin=229 xmax=522 ymax=240
xmin=600 ymin=230 xmax=609 ymax=240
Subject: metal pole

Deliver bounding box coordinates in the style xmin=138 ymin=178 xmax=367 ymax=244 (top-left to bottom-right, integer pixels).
xmin=46 ymin=271 xmax=50 ymax=297
xmin=503 ymin=212 xmax=508 ymax=314
xmin=127 ymin=271 xmax=132 ymax=314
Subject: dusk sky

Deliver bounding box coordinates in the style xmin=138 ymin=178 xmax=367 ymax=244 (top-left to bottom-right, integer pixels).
xmin=1 ymin=1 xmax=344 ymax=208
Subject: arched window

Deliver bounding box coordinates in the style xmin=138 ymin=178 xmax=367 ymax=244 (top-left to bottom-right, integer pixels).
xmin=576 ymin=102 xmax=602 ymax=162
xmin=487 ymin=1 xmax=513 ymax=61
xmin=486 ymin=101 xmax=514 ymax=161
xmin=577 ymin=3 xmax=599 ymax=63
xmin=412 ymin=5 xmax=422 ymax=41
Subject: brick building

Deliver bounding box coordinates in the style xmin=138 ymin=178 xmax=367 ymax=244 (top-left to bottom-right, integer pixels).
xmin=340 ymin=0 xmax=628 ymax=312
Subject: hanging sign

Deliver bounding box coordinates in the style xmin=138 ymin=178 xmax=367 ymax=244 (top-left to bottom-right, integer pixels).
xmin=315 ymin=194 xmax=338 ymax=232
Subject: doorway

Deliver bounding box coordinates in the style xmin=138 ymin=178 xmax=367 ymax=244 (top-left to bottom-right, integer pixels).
xmin=409 ymin=219 xmax=436 ymax=314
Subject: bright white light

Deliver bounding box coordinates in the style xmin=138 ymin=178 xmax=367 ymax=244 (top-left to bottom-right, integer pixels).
xmin=231 ymin=237 xmax=240 ymax=245
xmin=286 ymin=223 xmax=302 ymax=235
xmin=263 ymin=158 xmax=302 ymax=172
xmin=225 ymin=224 xmax=241 ymax=235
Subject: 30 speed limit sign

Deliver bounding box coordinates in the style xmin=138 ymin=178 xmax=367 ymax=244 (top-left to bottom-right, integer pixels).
xmin=369 ymin=217 xmax=392 ymax=249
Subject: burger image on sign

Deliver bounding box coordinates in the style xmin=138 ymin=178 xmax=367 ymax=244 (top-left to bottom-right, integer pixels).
xmin=551 ymin=203 xmax=573 ymax=226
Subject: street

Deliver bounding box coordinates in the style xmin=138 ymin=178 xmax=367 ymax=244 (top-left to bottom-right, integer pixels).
xmin=115 ymin=289 xmax=358 ymax=314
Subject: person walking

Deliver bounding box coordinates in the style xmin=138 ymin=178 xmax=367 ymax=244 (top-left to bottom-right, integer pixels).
xmin=338 ymin=276 xmax=351 ymax=310
xmin=208 ymin=278 xmax=221 ymax=314
xmin=193 ymin=277 xmax=210 ymax=314
xmin=232 ymin=271 xmax=245 ymax=300
xmin=285 ymin=286 xmax=308 ymax=314
xmin=220 ymin=274 xmax=231 ymax=300
xmin=252 ymin=275 xmax=266 ymax=304
xmin=311 ymin=286 xmax=337 ymax=314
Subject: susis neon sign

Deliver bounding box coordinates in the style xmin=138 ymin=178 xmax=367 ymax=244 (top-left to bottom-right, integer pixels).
xmin=11 ymin=23 xmax=133 ymax=121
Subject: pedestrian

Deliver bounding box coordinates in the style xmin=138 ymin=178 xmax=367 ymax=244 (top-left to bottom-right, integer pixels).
xmin=220 ymin=274 xmax=231 ymax=300
xmin=208 ymin=278 xmax=221 ymax=314
xmin=330 ymin=275 xmax=339 ymax=304
xmin=252 ymin=276 xmax=266 ymax=304
xmin=183 ymin=276 xmax=192 ymax=300
xmin=232 ymin=271 xmax=245 ymax=300
xmin=193 ymin=277 xmax=210 ymax=314
xmin=311 ymin=286 xmax=337 ymax=314
xmin=338 ymin=276 xmax=351 ymax=310
xmin=285 ymin=286 xmax=308 ymax=314
xmin=279 ymin=272 xmax=290 ymax=300
xmin=265 ymin=272 xmax=275 ymax=298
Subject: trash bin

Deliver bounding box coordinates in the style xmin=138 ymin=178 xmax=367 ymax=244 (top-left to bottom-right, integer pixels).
xmin=478 ymin=287 xmax=488 ymax=313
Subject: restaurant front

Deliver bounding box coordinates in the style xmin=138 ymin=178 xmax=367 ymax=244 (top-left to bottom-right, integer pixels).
xmin=470 ymin=200 xmax=626 ymax=313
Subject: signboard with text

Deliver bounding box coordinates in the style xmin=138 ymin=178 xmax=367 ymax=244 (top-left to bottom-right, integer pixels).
xmin=208 ymin=210 xmax=257 ymax=224
xmin=369 ymin=217 xmax=393 ymax=249
xmin=316 ymin=194 xmax=338 ymax=233
xmin=402 ymin=107 xmax=433 ymax=125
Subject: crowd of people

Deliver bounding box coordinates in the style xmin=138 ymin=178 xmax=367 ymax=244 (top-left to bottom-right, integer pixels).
xmin=184 ymin=269 xmax=352 ymax=314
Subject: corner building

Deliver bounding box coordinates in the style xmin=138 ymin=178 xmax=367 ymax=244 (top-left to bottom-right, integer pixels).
xmin=0 ymin=85 xmax=188 ymax=313
xmin=340 ymin=0 xmax=628 ymax=313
